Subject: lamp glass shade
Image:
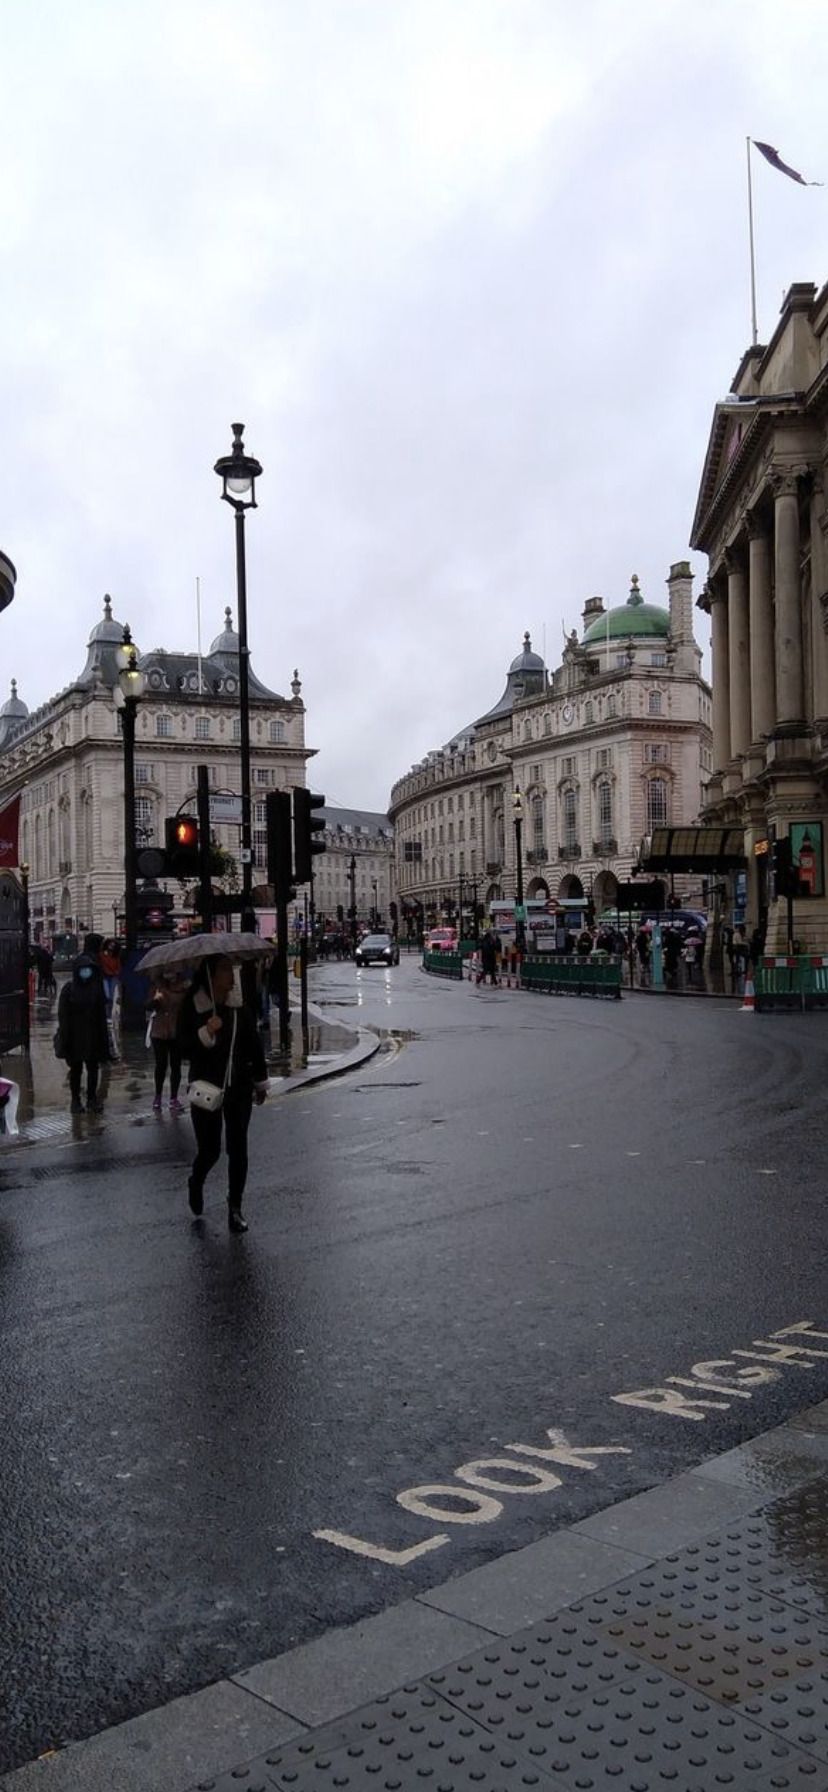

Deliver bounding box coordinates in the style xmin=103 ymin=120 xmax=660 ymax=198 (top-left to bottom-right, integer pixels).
xmin=118 ymin=665 xmax=146 ymax=700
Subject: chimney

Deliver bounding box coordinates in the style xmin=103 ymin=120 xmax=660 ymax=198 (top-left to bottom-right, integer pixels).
xmin=667 ymin=561 xmax=693 ymax=643
xmin=582 ymin=595 xmax=605 ymax=632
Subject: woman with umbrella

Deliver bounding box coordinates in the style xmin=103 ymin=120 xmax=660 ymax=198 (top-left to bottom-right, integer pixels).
xmin=139 ymin=936 xmax=270 ymax=1232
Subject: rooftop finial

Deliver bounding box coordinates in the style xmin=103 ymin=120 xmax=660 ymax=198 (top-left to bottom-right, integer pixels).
xmin=523 ymin=630 xmax=532 ymax=651
xmin=10 ymin=678 xmax=17 ymax=697
xmin=291 ymin=668 xmax=302 ymax=698
xmin=628 ymin=573 xmax=643 ymax=606
xmin=224 ymin=606 xmax=233 ymax=629
xmin=103 ymin=594 xmax=113 ymax=620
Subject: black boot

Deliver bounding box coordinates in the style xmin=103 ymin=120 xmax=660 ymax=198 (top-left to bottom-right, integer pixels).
xmin=188 ymin=1177 xmax=204 ymax=1217
xmin=228 ymin=1206 xmax=248 ymax=1234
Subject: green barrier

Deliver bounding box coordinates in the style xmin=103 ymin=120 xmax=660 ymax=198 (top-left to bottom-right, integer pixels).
xmin=520 ymin=956 xmax=622 ymax=999
xmin=755 ymin=956 xmax=828 ymax=1011
xmin=422 ymin=950 xmax=463 ymax=980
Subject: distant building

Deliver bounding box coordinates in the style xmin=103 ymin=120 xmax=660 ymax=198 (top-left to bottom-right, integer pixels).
xmin=389 ymin=566 xmax=711 ymax=924
xmin=0 ymin=596 xmax=313 ymax=942
xmin=316 ymin=807 xmax=394 ymax=929
xmin=691 ymin=280 xmax=828 ymax=948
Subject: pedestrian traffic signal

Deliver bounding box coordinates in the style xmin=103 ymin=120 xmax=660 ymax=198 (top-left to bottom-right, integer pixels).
xmin=164 ymin=815 xmax=200 ymax=876
xmin=293 ymin=789 xmax=326 ymax=884
xmin=266 ymin=790 xmax=296 ymax=904
xmin=772 ymin=833 xmax=806 ymax=898
xmin=336 ymin=903 xmax=344 ymax=923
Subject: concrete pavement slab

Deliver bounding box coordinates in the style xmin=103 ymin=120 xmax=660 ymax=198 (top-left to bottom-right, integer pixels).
xmin=233 ymin=1600 xmax=493 ymax=1729
xmin=0 ymin=1681 xmax=301 ymax=1792
xmin=416 ymin=1529 xmax=653 ymax=1635
xmin=695 ymin=1422 xmax=828 ymax=1494
xmin=570 ymin=1467 xmax=768 ymax=1557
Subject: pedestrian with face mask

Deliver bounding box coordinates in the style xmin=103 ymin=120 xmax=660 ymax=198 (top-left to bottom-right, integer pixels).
xmin=178 ymin=955 xmax=269 ymax=1232
xmin=55 ymin=952 xmax=111 ymax=1113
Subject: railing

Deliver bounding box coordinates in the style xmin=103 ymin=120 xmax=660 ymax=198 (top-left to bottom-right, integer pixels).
xmin=521 ymin=956 xmax=622 ymax=999
xmin=558 ymin=843 xmax=580 ymax=860
xmin=526 ymin=847 xmax=548 ymax=865
xmin=422 ymin=950 xmax=463 ymax=980
xmin=755 ymin=955 xmax=828 ymax=1011
xmin=59 ymin=859 xmax=72 ymax=875
xmin=592 ymin=839 xmax=618 ymax=856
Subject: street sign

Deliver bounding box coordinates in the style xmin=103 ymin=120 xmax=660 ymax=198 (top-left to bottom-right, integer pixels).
xmin=209 ymin=794 xmax=243 ymax=824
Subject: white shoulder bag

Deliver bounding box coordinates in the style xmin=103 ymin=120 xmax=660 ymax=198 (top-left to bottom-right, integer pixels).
xmin=188 ymin=1010 xmax=237 ymax=1112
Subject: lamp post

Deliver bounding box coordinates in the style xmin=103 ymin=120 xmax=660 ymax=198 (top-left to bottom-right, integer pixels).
xmin=348 ymin=853 xmax=357 ymax=956
xmin=371 ymin=877 xmax=378 ymax=928
xmin=214 ymin=423 xmax=263 ymax=917
xmin=513 ymin=786 xmax=526 ymax=954
xmin=112 ymin=625 xmax=146 ymax=955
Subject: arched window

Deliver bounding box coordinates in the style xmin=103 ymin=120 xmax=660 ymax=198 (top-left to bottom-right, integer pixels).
xmin=524 ymin=719 xmax=533 ymax=742
xmin=496 ymin=810 xmax=505 ymax=863
xmin=34 ymin=813 xmax=42 ymax=879
xmin=532 ymin=794 xmax=544 ymax=853
xmin=598 ymin=780 xmax=613 ymax=845
xmin=607 ymin=694 xmax=616 ymax=718
xmin=584 ymin=700 xmax=593 ymax=725
xmin=563 ymin=788 xmax=578 ymax=851
xmin=543 ymin=713 xmax=552 ymax=736
xmin=47 ymin=809 xmax=56 ymax=878
xmin=647 ymin=777 xmax=668 ymax=828
xmin=648 ymin=690 xmax=662 ymax=716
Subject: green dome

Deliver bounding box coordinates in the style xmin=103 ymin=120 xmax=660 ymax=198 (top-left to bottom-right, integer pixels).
xmin=583 ymin=575 xmax=670 ymax=645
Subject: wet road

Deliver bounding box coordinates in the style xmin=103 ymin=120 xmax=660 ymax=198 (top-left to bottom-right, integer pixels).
xmin=2 ymin=957 xmax=828 ymax=1770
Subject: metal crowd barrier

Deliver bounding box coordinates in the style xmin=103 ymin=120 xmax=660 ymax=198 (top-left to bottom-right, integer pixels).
xmin=754 ymin=955 xmax=828 ymax=1012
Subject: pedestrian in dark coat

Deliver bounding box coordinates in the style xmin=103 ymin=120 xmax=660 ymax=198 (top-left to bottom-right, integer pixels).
xmin=56 ymin=953 xmax=110 ymax=1112
xmin=177 ymin=956 xmax=269 ymax=1233
xmin=478 ymin=930 xmax=498 ymax=985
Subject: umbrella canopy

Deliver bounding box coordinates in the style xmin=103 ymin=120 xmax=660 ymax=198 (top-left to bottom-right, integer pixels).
xmin=136 ymin=933 xmax=272 ymax=974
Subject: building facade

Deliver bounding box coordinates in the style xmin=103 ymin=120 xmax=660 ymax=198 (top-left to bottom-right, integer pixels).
xmin=691 ymin=280 xmax=828 ymax=948
xmin=0 ymin=596 xmax=313 ymax=942
xmin=0 ymin=551 xmax=15 ymax=616
xmin=314 ymin=808 xmax=394 ymax=930
xmin=390 ymin=564 xmax=711 ymax=923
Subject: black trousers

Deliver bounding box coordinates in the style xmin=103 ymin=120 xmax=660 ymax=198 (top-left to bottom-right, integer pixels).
xmin=153 ymin=1038 xmax=182 ymax=1098
xmin=69 ymin=1059 xmax=99 ymax=1103
xmin=190 ymin=1087 xmax=253 ymax=1208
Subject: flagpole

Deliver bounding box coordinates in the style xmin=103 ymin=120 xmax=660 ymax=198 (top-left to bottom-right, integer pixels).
xmin=196 ymin=575 xmax=203 ymax=695
xmin=746 ymin=136 xmax=758 ymax=348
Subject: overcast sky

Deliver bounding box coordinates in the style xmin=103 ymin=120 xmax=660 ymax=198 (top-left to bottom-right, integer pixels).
xmin=2 ymin=1 xmax=825 ymax=809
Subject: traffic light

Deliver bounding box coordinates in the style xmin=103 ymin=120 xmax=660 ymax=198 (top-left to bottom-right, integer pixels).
xmin=772 ymin=835 xmax=794 ymax=896
xmin=293 ymin=789 xmax=326 ymax=884
xmin=136 ymin=884 xmax=174 ymax=933
xmin=336 ymin=903 xmax=344 ymax=923
xmin=164 ymin=815 xmax=200 ymax=877
xmin=266 ymin=790 xmax=296 ymax=903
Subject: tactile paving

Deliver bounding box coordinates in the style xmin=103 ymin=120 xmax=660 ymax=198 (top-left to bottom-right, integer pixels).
xmin=427 ymin=1628 xmax=828 ymax=1789
xmin=571 ymin=1559 xmax=828 ymax=1706
xmin=190 ymin=1683 xmax=570 ymax=1790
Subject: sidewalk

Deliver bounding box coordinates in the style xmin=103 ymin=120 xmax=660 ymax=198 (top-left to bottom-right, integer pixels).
xmin=0 ymin=990 xmax=379 ymax=1146
xmin=8 ymin=1404 xmax=828 ymax=1790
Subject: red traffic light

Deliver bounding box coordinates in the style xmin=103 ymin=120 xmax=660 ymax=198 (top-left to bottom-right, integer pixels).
xmin=175 ymin=818 xmax=198 ymax=848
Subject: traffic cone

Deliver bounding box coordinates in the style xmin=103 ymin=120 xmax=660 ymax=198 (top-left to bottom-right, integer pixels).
xmin=740 ymin=975 xmax=756 ymax=1012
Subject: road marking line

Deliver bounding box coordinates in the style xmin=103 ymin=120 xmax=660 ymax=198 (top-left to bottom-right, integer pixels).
xmin=569 ymin=1142 xmax=583 ymax=1149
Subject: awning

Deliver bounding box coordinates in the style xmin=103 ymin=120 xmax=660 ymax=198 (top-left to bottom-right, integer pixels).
xmin=637 ymin=827 xmax=746 ymax=872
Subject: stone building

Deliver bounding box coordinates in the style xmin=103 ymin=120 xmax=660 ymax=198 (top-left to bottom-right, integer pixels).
xmin=691 ymin=280 xmax=828 ymax=947
xmin=390 ymin=565 xmax=711 ymax=923
xmin=0 ymin=596 xmax=312 ymax=942
xmin=314 ymin=808 xmax=394 ymax=930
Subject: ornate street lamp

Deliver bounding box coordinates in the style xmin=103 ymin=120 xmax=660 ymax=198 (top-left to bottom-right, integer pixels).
xmin=348 ymin=853 xmax=357 ymax=956
xmin=112 ymin=624 xmax=146 ymax=954
xmin=214 ymin=422 xmax=263 ymax=915
xmin=513 ymin=786 xmax=526 ymax=954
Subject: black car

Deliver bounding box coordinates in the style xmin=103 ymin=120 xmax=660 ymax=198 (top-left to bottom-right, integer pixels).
xmin=355 ymin=932 xmax=400 ymax=967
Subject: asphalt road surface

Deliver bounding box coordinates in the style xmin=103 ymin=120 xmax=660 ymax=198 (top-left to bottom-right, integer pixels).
xmin=2 ymin=957 xmax=828 ymax=1771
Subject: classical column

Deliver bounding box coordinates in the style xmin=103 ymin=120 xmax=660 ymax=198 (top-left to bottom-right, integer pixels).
xmin=773 ymin=473 xmax=805 ymax=725
xmin=709 ymin=582 xmax=731 ymax=771
xmin=747 ymin=510 xmax=776 ymax=740
xmin=725 ymin=546 xmax=751 ymax=757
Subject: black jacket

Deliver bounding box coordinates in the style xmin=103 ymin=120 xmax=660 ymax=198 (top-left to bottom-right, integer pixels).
xmin=178 ymin=988 xmax=268 ymax=1094
xmin=57 ymin=956 xmax=110 ymax=1064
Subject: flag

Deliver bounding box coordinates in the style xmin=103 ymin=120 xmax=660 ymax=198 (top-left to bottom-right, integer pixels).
xmin=752 ymin=140 xmax=823 ymax=187
xmin=0 ymin=795 xmax=21 ymax=868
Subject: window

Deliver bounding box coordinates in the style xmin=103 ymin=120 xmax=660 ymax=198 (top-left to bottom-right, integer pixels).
xmin=532 ymin=764 xmax=541 ymax=783
xmin=232 ymin=719 xmax=241 ymax=741
xmin=606 ymin=694 xmax=617 ymax=718
xmin=255 ymin=801 xmax=266 ymax=824
xmin=269 ymin=720 xmax=285 ymax=743
xmin=253 ymin=827 xmax=268 ymax=867
xmin=598 ymin=780 xmax=613 ymax=844
xmin=597 ymin=748 xmax=611 ymax=768
xmin=615 ymin=654 xmax=628 ymax=669
xmin=647 ymin=777 xmax=668 ymax=828
xmin=543 ymin=713 xmax=552 ymax=735
xmin=134 ymin=796 xmax=154 ymax=843
xmin=562 ymin=756 xmax=575 ymax=777
xmin=195 ymin=716 xmax=211 ymax=740
xmin=645 ymin=744 xmax=668 ymax=763
xmin=532 ymin=794 xmax=544 ymax=851
xmin=584 ymin=701 xmax=593 ymax=725
xmin=256 ymin=768 xmax=270 ymax=785
xmin=156 ymin=715 xmax=172 ymax=738
xmin=135 ymin=764 xmax=152 ymax=784
xmin=563 ymin=788 xmax=578 ymax=850
xmin=651 ymin=653 xmax=667 ymax=667
xmin=648 ymin=690 xmax=662 ymax=716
